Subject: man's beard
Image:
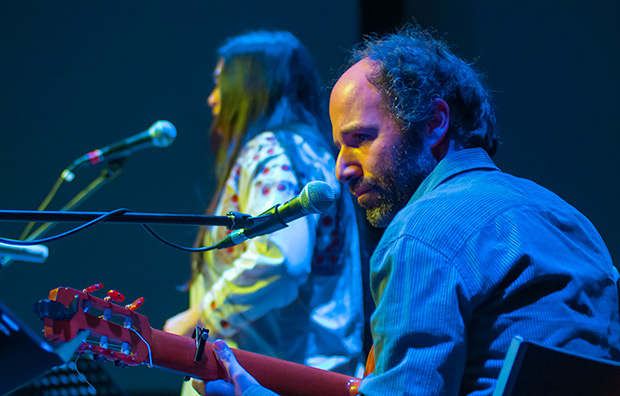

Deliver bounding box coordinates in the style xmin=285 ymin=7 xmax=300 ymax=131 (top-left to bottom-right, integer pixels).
xmin=356 ymin=132 xmax=433 ymax=228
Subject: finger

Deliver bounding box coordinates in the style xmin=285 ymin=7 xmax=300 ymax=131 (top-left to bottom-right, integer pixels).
xmin=213 ymin=339 xmax=238 ymax=376
xmin=212 ymin=339 xmax=260 ymax=390
xmin=192 ymin=379 xmax=235 ymax=396
xmin=191 ymin=379 xmax=205 ymax=396
xmin=204 ymin=380 xmax=235 ymax=396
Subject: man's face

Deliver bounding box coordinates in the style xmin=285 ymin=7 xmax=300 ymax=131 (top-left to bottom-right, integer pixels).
xmin=330 ymin=59 xmax=433 ymax=227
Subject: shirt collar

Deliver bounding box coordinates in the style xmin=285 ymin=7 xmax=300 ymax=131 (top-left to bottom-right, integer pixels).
xmin=410 ymin=147 xmax=500 ymax=203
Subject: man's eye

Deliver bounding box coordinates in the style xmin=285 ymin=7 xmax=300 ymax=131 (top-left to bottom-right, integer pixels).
xmin=357 ymin=134 xmax=370 ymax=142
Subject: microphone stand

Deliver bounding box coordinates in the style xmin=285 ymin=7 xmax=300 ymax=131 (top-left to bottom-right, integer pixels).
xmin=0 ymin=210 xmax=249 ymax=228
xmin=1 ymin=159 xmax=128 ymax=269
xmin=0 ymin=208 xmax=253 ymax=272
xmin=1 ymin=158 xmax=254 ymax=269
xmin=25 ymin=161 xmax=124 ymax=241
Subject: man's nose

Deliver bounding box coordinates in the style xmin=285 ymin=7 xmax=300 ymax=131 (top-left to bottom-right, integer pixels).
xmin=336 ymin=149 xmax=362 ymax=183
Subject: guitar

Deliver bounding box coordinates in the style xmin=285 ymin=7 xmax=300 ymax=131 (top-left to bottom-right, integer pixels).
xmin=34 ymin=284 xmax=362 ymax=396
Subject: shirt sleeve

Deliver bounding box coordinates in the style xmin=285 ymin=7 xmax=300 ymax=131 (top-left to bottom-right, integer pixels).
xmin=244 ymin=385 xmax=281 ymax=396
xmin=198 ymin=134 xmax=315 ymax=337
xmin=359 ymin=235 xmax=469 ymax=396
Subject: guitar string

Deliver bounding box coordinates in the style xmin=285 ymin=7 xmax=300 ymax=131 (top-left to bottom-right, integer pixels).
xmin=73 ymin=356 xmax=97 ymax=394
xmin=128 ymin=327 xmax=154 ymax=367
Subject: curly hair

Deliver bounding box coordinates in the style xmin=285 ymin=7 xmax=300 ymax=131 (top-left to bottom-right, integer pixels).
xmin=351 ymin=24 xmax=499 ymax=155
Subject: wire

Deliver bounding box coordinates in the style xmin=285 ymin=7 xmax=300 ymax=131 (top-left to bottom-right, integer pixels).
xmin=0 ymin=208 xmax=131 ymax=245
xmin=141 ymin=224 xmax=216 ymax=252
xmin=73 ymin=356 xmax=97 ymax=394
xmin=2 ymin=208 xmax=221 ymax=253
xmin=128 ymin=327 xmax=153 ymax=367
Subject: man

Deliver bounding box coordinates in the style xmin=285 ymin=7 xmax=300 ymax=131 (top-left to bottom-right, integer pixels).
xmin=192 ymin=25 xmax=620 ymax=396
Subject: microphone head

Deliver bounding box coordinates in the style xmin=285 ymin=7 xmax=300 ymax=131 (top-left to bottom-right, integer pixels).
xmin=0 ymin=242 xmax=49 ymax=264
xmin=148 ymin=120 xmax=177 ymax=148
xmin=300 ymin=181 xmax=335 ymax=214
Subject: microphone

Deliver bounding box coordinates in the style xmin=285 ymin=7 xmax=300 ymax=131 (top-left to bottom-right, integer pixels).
xmin=215 ymin=181 xmax=335 ymax=249
xmin=62 ymin=120 xmax=177 ymax=181
xmin=0 ymin=242 xmax=49 ymax=265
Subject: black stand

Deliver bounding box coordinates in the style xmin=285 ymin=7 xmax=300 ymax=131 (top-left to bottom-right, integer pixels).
xmin=0 ymin=158 xmax=254 ymax=266
xmin=24 ymin=166 xmax=124 ymax=242
xmin=0 ymin=300 xmax=89 ymax=396
xmin=17 ymin=159 xmax=127 ymax=245
xmin=12 ymin=358 xmax=128 ymax=396
xmin=0 ymin=209 xmax=250 ymax=228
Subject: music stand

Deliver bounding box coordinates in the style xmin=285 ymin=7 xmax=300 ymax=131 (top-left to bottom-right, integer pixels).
xmin=0 ymin=300 xmax=85 ymax=396
xmin=12 ymin=358 xmax=128 ymax=396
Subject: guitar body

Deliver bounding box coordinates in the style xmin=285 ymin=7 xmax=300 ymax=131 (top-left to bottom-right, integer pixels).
xmin=37 ymin=286 xmax=361 ymax=396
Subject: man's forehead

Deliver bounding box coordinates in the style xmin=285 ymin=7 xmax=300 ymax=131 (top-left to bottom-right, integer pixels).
xmin=331 ymin=58 xmax=382 ymax=108
xmin=335 ymin=59 xmax=377 ymax=90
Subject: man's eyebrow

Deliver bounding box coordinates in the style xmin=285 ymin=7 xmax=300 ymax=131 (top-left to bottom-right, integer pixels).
xmin=334 ymin=126 xmax=378 ymax=147
xmin=342 ymin=126 xmax=378 ymax=135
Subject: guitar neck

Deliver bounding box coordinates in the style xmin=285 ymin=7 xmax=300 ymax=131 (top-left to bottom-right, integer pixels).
xmin=150 ymin=329 xmax=360 ymax=396
xmin=37 ymin=286 xmax=360 ymax=396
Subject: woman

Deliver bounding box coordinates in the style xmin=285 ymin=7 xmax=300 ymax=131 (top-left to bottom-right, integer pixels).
xmin=164 ymin=31 xmax=364 ymax=393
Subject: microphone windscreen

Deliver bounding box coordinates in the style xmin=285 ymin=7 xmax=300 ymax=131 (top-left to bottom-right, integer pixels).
xmin=0 ymin=242 xmax=49 ymax=263
xmin=301 ymin=181 xmax=335 ymax=214
xmin=149 ymin=120 xmax=177 ymax=147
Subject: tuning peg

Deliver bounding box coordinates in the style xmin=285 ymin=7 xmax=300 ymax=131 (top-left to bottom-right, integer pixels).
xmin=82 ymin=283 xmax=104 ymax=293
xmin=125 ymin=297 xmax=144 ymax=311
xmin=104 ymin=289 xmax=125 ymax=303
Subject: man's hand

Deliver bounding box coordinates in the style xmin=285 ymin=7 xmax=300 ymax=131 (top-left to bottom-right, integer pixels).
xmin=192 ymin=339 xmax=262 ymax=396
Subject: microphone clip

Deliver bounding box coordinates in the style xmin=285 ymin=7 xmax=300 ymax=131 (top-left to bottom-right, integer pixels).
xmin=216 ymin=208 xmax=282 ymax=250
xmin=225 ymin=211 xmax=255 ymax=230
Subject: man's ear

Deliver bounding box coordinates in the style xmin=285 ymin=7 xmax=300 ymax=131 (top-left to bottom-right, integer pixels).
xmin=426 ymin=98 xmax=450 ymax=161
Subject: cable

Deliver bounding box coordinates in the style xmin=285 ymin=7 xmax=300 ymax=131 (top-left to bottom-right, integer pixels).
xmin=2 ymin=209 xmax=220 ymax=253
xmin=141 ymin=224 xmax=217 ymax=252
xmin=0 ymin=208 xmax=131 ymax=245
xmin=73 ymin=356 xmax=97 ymax=394
xmin=128 ymin=327 xmax=153 ymax=367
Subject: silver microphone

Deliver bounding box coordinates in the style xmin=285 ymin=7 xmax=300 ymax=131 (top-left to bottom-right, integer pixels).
xmin=215 ymin=181 xmax=335 ymax=249
xmin=62 ymin=120 xmax=177 ymax=181
xmin=0 ymin=242 xmax=49 ymax=265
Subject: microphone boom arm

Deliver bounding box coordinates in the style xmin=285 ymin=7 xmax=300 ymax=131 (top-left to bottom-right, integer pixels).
xmin=0 ymin=210 xmax=252 ymax=229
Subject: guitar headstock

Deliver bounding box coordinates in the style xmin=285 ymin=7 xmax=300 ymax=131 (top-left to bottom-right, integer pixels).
xmin=34 ymin=286 xmax=362 ymax=396
xmin=34 ymin=284 xmax=152 ymax=367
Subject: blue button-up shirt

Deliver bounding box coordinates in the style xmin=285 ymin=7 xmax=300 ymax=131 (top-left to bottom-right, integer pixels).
xmin=360 ymin=148 xmax=620 ymax=395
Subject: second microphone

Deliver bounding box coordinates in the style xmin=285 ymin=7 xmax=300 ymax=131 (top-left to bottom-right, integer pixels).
xmin=214 ymin=181 xmax=335 ymax=249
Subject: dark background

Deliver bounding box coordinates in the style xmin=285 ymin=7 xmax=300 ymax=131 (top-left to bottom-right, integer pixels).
xmin=1 ymin=1 xmax=618 ymax=395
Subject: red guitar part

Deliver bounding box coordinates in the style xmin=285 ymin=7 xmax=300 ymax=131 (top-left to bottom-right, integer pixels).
xmin=105 ymin=289 xmax=125 ymax=302
xmin=125 ymin=297 xmax=145 ymax=311
xmin=82 ymin=283 xmax=103 ymax=293
xmin=41 ymin=286 xmax=361 ymax=396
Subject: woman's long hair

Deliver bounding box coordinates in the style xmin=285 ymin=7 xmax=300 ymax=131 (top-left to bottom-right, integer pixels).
xmin=191 ymin=31 xmax=329 ymax=282
xmin=211 ymin=30 xmax=329 ymax=186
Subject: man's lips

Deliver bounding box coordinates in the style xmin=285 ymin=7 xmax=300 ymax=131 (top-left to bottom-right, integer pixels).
xmin=350 ymin=183 xmax=380 ymax=208
xmin=351 ymin=187 xmax=371 ymax=198
xmin=350 ymin=178 xmax=377 ymax=198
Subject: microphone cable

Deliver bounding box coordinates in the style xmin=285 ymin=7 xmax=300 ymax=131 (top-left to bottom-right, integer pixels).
xmin=1 ymin=208 xmax=131 ymax=246
xmin=4 ymin=209 xmax=225 ymax=253
xmin=140 ymin=223 xmax=219 ymax=253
